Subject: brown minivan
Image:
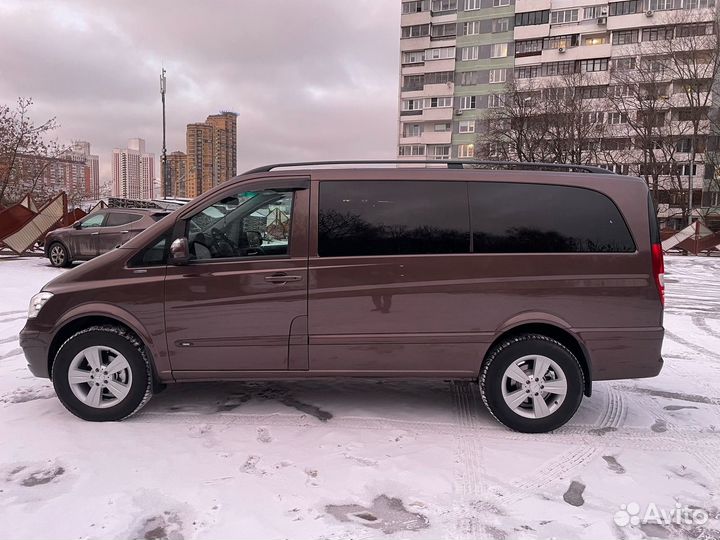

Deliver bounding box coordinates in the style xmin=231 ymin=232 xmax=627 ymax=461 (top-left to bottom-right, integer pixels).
xmin=44 ymin=208 xmax=168 ymax=267
xmin=20 ymin=161 xmax=665 ymax=433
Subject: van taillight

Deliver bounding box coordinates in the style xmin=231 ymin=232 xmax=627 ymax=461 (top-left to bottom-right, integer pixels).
xmin=651 ymin=243 xmax=665 ymax=306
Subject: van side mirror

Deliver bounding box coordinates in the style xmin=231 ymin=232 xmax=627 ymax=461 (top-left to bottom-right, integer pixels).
xmin=169 ymin=237 xmax=190 ymax=265
xmin=72 ymin=221 xmax=81 ymax=230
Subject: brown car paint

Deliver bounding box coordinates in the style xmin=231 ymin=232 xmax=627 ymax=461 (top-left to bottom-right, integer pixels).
xmin=20 ymin=168 xmax=664 ymax=389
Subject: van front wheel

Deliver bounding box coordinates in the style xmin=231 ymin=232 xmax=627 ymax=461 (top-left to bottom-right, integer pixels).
xmin=51 ymin=325 xmax=153 ymax=421
xmin=480 ymin=334 xmax=584 ymax=433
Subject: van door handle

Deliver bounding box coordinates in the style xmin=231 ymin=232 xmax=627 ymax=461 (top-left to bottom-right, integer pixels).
xmin=90 ymin=232 xmax=100 ymax=235
xmin=265 ymin=273 xmax=302 ymax=283
xmin=121 ymin=230 xmax=130 ymax=234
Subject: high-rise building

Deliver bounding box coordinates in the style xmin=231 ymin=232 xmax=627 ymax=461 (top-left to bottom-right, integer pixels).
xmin=67 ymin=141 xmax=100 ymax=199
xmin=167 ymin=151 xmax=187 ymax=198
xmin=112 ymin=138 xmax=155 ymax=200
xmin=185 ymin=111 xmax=238 ymax=198
xmin=399 ymin=0 xmax=514 ymax=161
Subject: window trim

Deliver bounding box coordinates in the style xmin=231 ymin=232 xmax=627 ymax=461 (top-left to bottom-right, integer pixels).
xmin=177 ymin=179 xmax=308 ymax=264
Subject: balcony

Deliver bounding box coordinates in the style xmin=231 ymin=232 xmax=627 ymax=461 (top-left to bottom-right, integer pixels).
xmin=421 ymin=107 xmax=454 ymax=121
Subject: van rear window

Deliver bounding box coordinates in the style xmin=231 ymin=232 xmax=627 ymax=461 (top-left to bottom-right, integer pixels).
xmin=469 ymin=183 xmax=635 ymax=253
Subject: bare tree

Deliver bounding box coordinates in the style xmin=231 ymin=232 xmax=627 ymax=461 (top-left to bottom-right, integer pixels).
xmin=0 ymin=98 xmax=64 ymax=207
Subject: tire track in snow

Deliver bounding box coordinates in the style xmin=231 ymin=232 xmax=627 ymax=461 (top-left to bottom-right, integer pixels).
xmin=664 ymin=330 xmax=719 ymax=360
xmin=691 ymin=314 xmax=720 ymax=340
xmin=0 ymin=335 xmax=19 ymax=345
xmin=450 ymin=381 xmax=487 ymax=539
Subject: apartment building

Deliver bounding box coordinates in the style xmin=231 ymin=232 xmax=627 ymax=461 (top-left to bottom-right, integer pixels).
xmin=67 ymin=141 xmax=100 ymax=199
xmin=398 ymin=0 xmax=719 ymax=226
xmin=167 ymin=151 xmax=187 ymax=199
xmin=398 ymin=0 xmax=516 ymax=161
xmin=185 ymin=111 xmax=238 ymax=199
xmin=112 ymin=138 xmax=155 ymax=200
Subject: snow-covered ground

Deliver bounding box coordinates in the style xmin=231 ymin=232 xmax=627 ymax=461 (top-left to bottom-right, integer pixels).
xmin=0 ymin=254 xmax=719 ymax=540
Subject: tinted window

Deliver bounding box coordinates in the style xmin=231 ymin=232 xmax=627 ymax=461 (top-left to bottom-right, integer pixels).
xmin=469 ymin=183 xmax=635 ymax=253
xmin=318 ymin=181 xmax=469 ymax=257
xmin=105 ymin=213 xmax=142 ymax=227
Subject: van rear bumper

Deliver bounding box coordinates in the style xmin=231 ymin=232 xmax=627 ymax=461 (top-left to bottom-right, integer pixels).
xmin=579 ymin=327 xmax=664 ymax=381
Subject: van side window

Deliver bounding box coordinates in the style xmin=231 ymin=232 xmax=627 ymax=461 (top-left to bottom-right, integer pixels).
xmin=469 ymin=183 xmax=635 ymax=253
xmin=186 ymin=190 xmax=293 ymax=260
xmin=128 ymin=233 xmax=170 ymax=267
xmin=318 ymin=181 xmax=470 ymax=257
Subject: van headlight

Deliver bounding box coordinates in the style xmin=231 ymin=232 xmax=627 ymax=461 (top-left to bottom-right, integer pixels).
xmin=28 ymin=292 xmax=53 ymax=319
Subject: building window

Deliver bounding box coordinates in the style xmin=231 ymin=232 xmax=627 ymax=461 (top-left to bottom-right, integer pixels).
xmin=582 ymin=85 xmax=608 ymax=99
xmin=608 ymin=0 xmax=640 ymax=15
xmin=464 ymin=0 xmax=481 ymax=9
xmin=550 ymin=9 xmax=579 ymax=24
xmin=515 ymin=10 xmax=549 ymax=26
xmin=402 ymin=123 xmax=423 ymax=137
xmin=491 ymin=43 xmax=508 ymax=58
xmin=458 ymin=95 xmax=477 ymax=110
xmin=402 ymin=75 xmax=424 ymax=91
xmin=458 ymin=144 xmax=475 ymax=158
xmin=401 ymin=24 xmax=430 ymax=38
xmin=493 ymin=18 xmax=511 ymax=32
xmin=580 ymin=58 xmax=609 ymax=72
xmin=544 ymin=61 xmax=577 ymax=76
xmin=583 ymin=111 xmax=605 ymax=124
xmin=515 ymin=38 xmax=543 ymax=56
xmin=614 ymin=57 xmax=637 ymax=70
xmin=402 ymin=51 xmax=425 ymax=64
xmin=401 ymin=99 xmax=423 ymax=111
xmin=584 ymin=6 xmax=607 ymax=18
xmin=676 ymin=23 xmax=715 ymax=37
xmin=584 ymin=35 xmax=607 ymax=46
xmin=608 ymin=112 xmax=628 ymax=124
xmin=431 ymin=23 xmax=457 ymax=38
xmin=457 ymin=71 xmax=481 ymax=85
xmin=424 ymin=71 xmax=454 ymax=85
xmin=463 ymin=21 xmax=480 ymax=35
xmin=402 ymin=1 xmax=428 ymax=14
xmin=612 ymin=29 xmax=638 ymax=45
xmin=544 ymin=34 xmax=579 ymax=49
xmin=516 ymin=65 xmax=541 ymax=79
xmin=648 ymin=0 xmax=673 ymax=9
xmin=493 ymin=0 xmax=510 ymax=6
xmin=424 ymin=96 xmax=453 ymax=108
xmin=429 ymin=145 xmax=451 ymax=159
xmin=459 ymin=120 xmax=476 ymax=132
xmin=461 ymin=46 xmax=480 ymax=61
xmin=399 ymin=144 xmax=425 ymax=156
xmin=642 ymin=26 xmax=674 ymax=42
xmin=431 ymin=0 xmax=457 ymax=11
xmin=487 ymin=94 xmax=504 ymax=108
xmin=489 ymin=68 xmax=507 ymax=83
xmin=425 ymin=46 xmax=455 ymax=60
xmin=434 ymin=122 xmax=452 ymax=131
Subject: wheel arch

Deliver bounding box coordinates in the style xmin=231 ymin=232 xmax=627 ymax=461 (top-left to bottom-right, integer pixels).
xmin=485 ymin=322 xmax=592 ymax=397
xmin=47 ymin=239 xmax=73 ymax=262
xmin=48 ymin=314 xmax=165 ymax=387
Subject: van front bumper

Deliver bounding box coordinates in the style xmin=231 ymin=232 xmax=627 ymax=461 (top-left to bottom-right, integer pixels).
xmin=19 ymin=324 xmax=51 ymax=379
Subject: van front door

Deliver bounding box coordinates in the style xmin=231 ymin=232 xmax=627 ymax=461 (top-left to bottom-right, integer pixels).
xmin=164 ymin=179 xmax=309 ymax=375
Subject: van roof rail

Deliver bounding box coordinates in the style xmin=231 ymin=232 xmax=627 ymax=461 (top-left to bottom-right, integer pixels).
xmin=243 ymin=160 xmax=615 ymax=175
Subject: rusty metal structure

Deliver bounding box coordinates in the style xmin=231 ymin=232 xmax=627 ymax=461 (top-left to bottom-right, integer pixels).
xmin=662 ymin=221 xmax=720 ymax=255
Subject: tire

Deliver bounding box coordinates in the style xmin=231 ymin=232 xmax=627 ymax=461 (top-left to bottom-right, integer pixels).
xmin=48 ymin=242 xmax=71 ymax=268
xmin=51 ymin=325 xmax=153 ymax=421
xmin=480 ymin=334 xmax=584 ymax=433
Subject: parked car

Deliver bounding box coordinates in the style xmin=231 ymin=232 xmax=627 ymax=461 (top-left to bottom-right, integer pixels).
xmin=44 ymin=208 xmax=168 ymax=267
xmin=20 ymin=161 xmax=664 ymax=432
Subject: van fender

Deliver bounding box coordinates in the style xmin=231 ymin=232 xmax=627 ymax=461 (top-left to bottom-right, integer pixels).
xmin=52 ymin=302 xmax=170 ymax=379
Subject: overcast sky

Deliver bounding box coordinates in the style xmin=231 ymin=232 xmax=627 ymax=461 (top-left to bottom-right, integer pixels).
xmin=0 ymin=0 xmax=400 ymax=185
